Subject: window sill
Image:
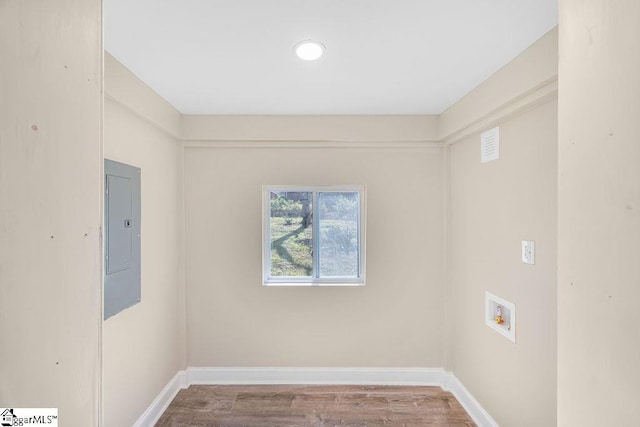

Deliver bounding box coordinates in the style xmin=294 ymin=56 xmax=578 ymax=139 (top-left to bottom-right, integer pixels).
xmin=263 ymin=281 xmax=365 ymax=287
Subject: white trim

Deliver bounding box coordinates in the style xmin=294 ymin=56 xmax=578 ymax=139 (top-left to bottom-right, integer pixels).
xmin=137 ymin=368 xmax=497 ymax=427
xmin=132 ymin=371 xmax=188 ymax=427
xmin=186 ymin=367 xmax=444 ymax=386
xmin=442 ymin=372 xmax=500 ymax=427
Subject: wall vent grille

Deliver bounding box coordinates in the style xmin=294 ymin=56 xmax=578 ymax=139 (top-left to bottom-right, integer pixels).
xmin=481 ymin=127 xmax=500 ymax=163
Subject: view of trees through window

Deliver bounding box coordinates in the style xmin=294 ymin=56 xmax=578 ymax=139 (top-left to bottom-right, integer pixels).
xmin=269 ymin=190 xmax=359 ymax=278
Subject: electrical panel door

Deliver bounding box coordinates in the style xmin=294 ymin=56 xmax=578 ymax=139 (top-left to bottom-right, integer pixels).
xmin=104 ymin=159 xmax=141 ymax=319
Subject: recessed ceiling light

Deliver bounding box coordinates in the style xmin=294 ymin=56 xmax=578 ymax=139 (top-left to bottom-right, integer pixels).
xmin=294 ymin=40 xmax=325 ymax=61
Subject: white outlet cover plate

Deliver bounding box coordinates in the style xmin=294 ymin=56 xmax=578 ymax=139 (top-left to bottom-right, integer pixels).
xmin=522 ymin=240 xmax=535 ymax=264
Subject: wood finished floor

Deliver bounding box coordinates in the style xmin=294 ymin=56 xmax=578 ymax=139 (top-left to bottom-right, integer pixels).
xmin=156 ymin=385 xmax=476 ymax=426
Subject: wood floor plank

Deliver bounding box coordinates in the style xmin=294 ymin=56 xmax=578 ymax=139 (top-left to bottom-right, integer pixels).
xmin=155 ymin=385 xmax=476 ymax=427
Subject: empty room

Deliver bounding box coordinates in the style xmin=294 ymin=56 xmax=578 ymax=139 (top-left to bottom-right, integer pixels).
xmin=1 ymin=1 xmax=639 ymax=426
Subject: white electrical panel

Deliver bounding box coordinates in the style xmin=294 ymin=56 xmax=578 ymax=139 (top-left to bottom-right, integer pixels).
xmin=104 ymin=159 xmax=141 ymax=320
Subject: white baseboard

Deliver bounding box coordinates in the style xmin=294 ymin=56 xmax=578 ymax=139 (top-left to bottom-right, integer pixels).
xmin=442 ymin=372 xmax=499 ymax=427
xmin=136 ymin=367 xmax=496 ymax=427
xmin=186 ymin=367 xmax=444 ymax=386
xmin=132 ymin=371 xmax=188 ymax=427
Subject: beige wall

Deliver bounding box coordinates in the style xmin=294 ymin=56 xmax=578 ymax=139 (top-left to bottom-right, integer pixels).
xmin=184 ymin=141 xmax=445 ymax=367
xmin=445 ymin=29 xmax=558 ymax=426
xmin=9 ymin=2 xmax=640 ymax=424
xmin=448 ymin=100 xmax=557 ymax=426
xmin=439 ymin=28 xmax=558 ymax=142
xmin=0 ymin=1 xmax=102 ymax=425
xmin=102 ymin=54 xmax=183 ymax=427
xmin=182 ymin=115 xmax=438 ymax=142
xmin=558 ymin=1 xmax=640 ymax=425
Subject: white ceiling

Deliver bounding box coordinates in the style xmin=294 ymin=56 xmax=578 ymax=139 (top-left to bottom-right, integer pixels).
xmin=104 ymin=0 xmax=558 ymax=115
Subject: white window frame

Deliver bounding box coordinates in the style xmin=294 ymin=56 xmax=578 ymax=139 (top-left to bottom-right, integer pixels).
xmin=262 ymin=185 xmax=366 ymax=286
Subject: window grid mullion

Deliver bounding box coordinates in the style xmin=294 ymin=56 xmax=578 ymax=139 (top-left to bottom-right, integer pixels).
xmin=312 ymin=191 xmax=319 ymax=280
xmin=357 ymin=193 xmax=361 ymax=279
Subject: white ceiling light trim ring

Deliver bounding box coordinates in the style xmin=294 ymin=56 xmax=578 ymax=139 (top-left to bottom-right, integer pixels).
xmin=294 ymin=40 xmax=326 ymax=61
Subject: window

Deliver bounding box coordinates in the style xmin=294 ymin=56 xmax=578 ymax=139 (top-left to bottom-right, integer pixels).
xmin=263 ymin=186 xmax=365 ymax=286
